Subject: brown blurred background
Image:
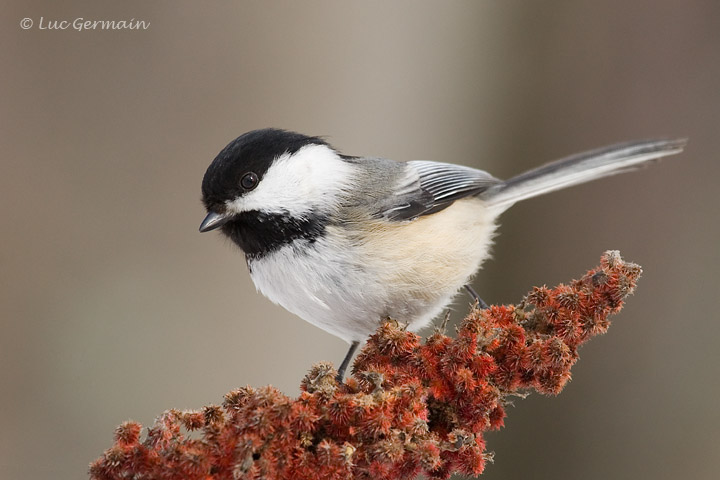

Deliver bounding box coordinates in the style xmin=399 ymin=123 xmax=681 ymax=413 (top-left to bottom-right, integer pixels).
xmin=2 ymin=1 xmax=719 ymax=479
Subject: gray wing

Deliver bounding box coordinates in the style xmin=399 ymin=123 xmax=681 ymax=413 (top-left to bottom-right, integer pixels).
xmin=375 ymin=160 xmax=500 ymax=221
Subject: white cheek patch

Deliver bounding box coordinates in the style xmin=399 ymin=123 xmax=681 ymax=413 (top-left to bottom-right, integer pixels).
xmin=226 ymin=144 xmax=355 ymax=217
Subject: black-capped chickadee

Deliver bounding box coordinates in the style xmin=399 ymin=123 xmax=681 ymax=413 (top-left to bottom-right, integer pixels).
xmin=200 ymin=129 xmax=685 ymax=379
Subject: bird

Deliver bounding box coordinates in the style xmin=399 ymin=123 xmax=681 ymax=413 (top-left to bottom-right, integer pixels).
xmin=199 ymin=128 xmax=685 ymax=380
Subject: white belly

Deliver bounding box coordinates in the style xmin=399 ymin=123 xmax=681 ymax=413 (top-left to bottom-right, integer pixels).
xmin=248 ymin=198 xmax=499 ymax=343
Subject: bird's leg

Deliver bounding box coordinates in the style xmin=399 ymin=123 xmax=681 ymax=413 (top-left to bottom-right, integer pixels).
xmin=464 ymin=284 xmax=490 ymax=310
xmin=336 ymin=341 xmax=360 ymax=383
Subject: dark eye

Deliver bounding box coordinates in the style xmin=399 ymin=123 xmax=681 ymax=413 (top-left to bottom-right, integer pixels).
xmin=240 ymin=172 xmax=259 ymax=191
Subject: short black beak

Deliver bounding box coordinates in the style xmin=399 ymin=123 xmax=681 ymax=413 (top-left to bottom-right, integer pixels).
xmin=199 ymin=211 xmax=231 ymax=232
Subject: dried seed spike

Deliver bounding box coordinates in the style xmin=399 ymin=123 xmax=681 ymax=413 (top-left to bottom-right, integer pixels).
xmin=89 ymin=252 xmax=641 ymax=480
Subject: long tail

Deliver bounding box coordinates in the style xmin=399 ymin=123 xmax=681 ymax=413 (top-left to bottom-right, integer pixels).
xmin=482 ymin=138 xmax=687 ymax=212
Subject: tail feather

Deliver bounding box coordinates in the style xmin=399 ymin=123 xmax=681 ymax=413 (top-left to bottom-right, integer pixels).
xmin=482 ymin=138 xmax=687 ymax=211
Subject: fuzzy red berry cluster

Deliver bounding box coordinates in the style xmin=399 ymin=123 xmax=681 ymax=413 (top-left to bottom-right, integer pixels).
xmin=90 ymin=251 xmax=641 ymax=480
